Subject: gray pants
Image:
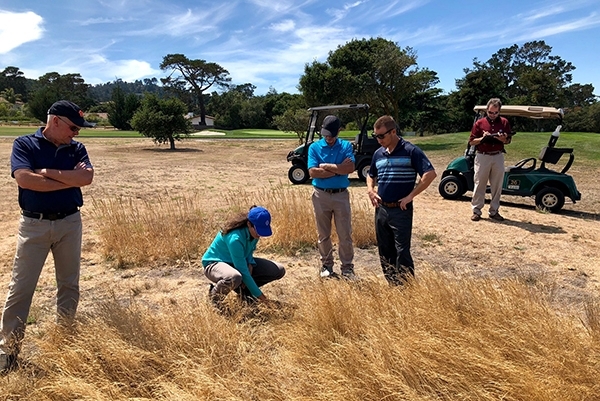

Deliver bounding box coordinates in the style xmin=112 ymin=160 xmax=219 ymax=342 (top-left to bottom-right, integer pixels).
xmin=311 ymin=188 xmax=354 ymax=272
xmin=0 ymin=212 xmax=82 ymax=353
xmin=472 ymin=153 xmax=505 ymax=216
xmin=204 ymin=258 xmax=285 ymax=296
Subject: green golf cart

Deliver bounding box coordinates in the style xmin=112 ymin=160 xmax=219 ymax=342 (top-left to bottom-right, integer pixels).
xmin=438 ymin=105 xmax=581 ymax=212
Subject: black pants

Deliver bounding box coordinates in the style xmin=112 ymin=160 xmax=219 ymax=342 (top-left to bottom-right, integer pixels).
xmin=375 ymin=204 xmax=414 ymax=285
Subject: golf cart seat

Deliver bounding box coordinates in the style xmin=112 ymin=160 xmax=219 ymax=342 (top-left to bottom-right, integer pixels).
xmin=538 ymin=146 xmax=575 ymax=174
xmin=506 ymin=157 xmax=536 ymax=173
xmin=539 ymin=146 xmax=573 ymax=164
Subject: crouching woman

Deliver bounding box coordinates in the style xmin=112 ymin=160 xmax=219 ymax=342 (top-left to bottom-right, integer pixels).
xmin=202 ymin=206 xmax=285 ymax=305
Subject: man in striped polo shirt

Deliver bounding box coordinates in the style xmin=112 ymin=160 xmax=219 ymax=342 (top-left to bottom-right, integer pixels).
xmin=366 ymin=115 xmax=436 ymax=285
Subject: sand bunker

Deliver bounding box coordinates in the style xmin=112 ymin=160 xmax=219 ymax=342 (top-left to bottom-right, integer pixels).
xmin=189 ymin=130 xmax=226 ymax=136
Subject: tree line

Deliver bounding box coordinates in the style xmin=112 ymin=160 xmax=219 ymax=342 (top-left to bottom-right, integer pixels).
xmin=1 ymin=38 xmax=599 ymax=145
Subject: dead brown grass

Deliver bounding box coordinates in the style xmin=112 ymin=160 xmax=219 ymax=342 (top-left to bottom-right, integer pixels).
xmin=6 ymin=272 xmax=600 ymax=400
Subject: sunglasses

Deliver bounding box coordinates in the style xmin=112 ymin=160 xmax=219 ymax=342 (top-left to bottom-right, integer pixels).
xmin=371 ymin=127 xmax=394 ymax=140
xmin=57 ymin=116 xmax=81 ymax=132
xmin=487 ymin=111 xmax=499 ymax=116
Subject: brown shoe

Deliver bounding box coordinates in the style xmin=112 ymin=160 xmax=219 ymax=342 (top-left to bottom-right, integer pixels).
xmin=471 ymin=214 xmax=481 ymax=221
xmin=489 ymin=213 xmax=505 ymax=221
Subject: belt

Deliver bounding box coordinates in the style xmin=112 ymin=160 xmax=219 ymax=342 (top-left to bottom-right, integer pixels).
xmin=315 ymin=187 xmax=347 ymax=194
xmin=22 ymin=209 xmax=79 ymax=221
xmin=477 ymin=151 xmax=502 ymax=155
xmin=380 ymin=201 xmax=402 ymax=208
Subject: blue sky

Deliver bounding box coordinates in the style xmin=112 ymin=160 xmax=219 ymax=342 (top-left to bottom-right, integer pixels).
xmin=1 ymin=0 xmax=599 ymax=98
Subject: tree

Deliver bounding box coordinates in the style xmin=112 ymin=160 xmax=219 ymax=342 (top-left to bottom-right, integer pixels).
xmin=107 ymin=83 xmax=140 ymax=130
xmin=298 ymin=37 xmax=438 ymax=130
xmin=273 ymin=108 xmax=310 ymax=143
xmin=160 ymin=54 xmax=231 ymax=125
xmin=130 ymin=94 xmax=191 ymax=150
xmin=0 ymin=66 xmax=28 ymax=102
xmin=0 ymin=87 xmax=22 ymax=104
xmin=263 ymin=89 xmax=306 ymax=128
xmin=208 ymin=84 xmax=269 ymax=129
xmin=27 ymin=72 xmax=94 ymax=122
xmin=460 ymin=41 xmax=576 ymax=108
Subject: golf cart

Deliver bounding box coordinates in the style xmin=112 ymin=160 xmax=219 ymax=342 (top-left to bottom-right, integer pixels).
xmin=286 ymin=104 xmax=379 ymax=184
xmin=438 ymin=105 xmax=581 ymax=212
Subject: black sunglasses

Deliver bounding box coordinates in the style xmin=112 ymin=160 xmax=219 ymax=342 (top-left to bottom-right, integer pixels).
xmin=371 ymin=127 xmax=394 ymax=140
xmin=57 ymin=116 xmax=81 ymax=132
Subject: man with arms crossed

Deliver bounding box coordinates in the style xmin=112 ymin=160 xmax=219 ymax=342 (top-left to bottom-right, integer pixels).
xmin=367 ymin=115 xmax=436 ymax=285
xmin=308 ymin=115 xmax=356 ymax=280
xmin=0 ymin=100 xmax=94 ymax=373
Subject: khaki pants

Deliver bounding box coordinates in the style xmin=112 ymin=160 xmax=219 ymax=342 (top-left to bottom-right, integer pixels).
xmin=204 ymin=258 xmax=285 ymax=296
xmin=472 ymin=153 xmax=505 ymax=216
xmin=311 ymin=188 xmax=354 ymax=272
xmin=0 ymin=212 xmax=82 ymax=353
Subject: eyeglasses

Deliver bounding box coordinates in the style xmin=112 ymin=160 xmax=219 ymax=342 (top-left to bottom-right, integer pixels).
xmin=487 ymin=111 xmax=499 ymax=116
xmin=371 ymin=127 xmax=394 ymax=140
xmin=56 ymin=116 xmax=81 ymax=132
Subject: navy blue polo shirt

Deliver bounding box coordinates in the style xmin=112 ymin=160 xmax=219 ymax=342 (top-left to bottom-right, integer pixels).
xmin=369 ymin=138 xmax=434 ymax=202
xmin=11 ymin=128 xmax=93 ymax=213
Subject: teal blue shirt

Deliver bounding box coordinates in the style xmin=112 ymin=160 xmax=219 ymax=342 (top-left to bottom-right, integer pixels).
xmin=201 ymin=227 xmax=262 ymax=297
xmin=308 ymin=137 xmax=355 ymax=189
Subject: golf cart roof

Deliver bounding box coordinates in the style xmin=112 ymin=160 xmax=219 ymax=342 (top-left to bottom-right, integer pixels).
xmin=474 ymin=105 xmax=563 ymax=119
xmin=308 ymin=104 xmax=369 ymax=111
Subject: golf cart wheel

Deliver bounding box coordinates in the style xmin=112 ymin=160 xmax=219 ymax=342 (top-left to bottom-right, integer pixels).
xmin=438 ymin=175 xmax=465 ymax=200
xmin=535 ymin=187 xmax=565 ymax=212
xmin=288 ymin=165 xmax=309 ymax=185
xmin=357 ymin=160 xmax=371 ymax=182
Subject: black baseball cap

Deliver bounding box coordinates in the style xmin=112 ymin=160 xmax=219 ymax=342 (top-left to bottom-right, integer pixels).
xmin=48 ymin=100 xmax=94 ymax=127
xmin=320 ymin=115 xmax=341 ymax=137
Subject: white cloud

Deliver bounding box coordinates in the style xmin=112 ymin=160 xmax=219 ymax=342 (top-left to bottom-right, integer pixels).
xmin=82 ymin=55 xmax=159 ymax=83
xmin=369 ymin=0 xmax=429 ymax=19
xmin=326 ymin=0 xmax=369 ymax=22
xmin=125 ymin=4 xmax=237 ymax=38
xmin=0 ymin=11 xmax=44 ymax=54
xmin=213 ymin=25 xmax=352 ymax=93
xmin=519 ymin=6 xmax=566 ymax=22
xmin=270 ymin=19 xmax=296 ymax=32
xmin=79 ymin=17 xmax=134 ymax=26
xmin=247 ymin=0 xmax=297 ymax=14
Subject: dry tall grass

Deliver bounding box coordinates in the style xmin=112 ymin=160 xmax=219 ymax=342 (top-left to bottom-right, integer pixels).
xmin=92 ymin=186 xmax=376 ymax=267
xmin=4 ymin=270 xmax=600 ymax=400
xmin=91 ymin=196 xmax=215 ymax=268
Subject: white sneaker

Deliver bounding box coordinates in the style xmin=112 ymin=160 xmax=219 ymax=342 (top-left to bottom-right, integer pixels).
xmin=320 ymin=266 xmax=339 ymax=279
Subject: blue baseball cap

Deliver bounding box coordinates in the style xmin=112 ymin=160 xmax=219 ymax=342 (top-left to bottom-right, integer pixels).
xmin=248 ymin=206 xmax=272 ymax=237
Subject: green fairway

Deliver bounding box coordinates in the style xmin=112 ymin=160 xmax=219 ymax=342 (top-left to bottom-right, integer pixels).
xmin=408 ymin=131 xmax=600 ymax=166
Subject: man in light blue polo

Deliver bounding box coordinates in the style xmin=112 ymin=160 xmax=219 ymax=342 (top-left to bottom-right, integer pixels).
xmin=308 ymin=115 xmax=356 ymax=279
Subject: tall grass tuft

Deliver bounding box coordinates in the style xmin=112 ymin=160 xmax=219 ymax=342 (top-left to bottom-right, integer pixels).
xmin=5 ymin=269 xmax=598 ymax=400
xmin=223 ymin=186 xmax=318 ymax=255
xmin=91 ymin=195 xmax=215 ymax=268
xmin=92 ymin=186 xmax=377 ymax=266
